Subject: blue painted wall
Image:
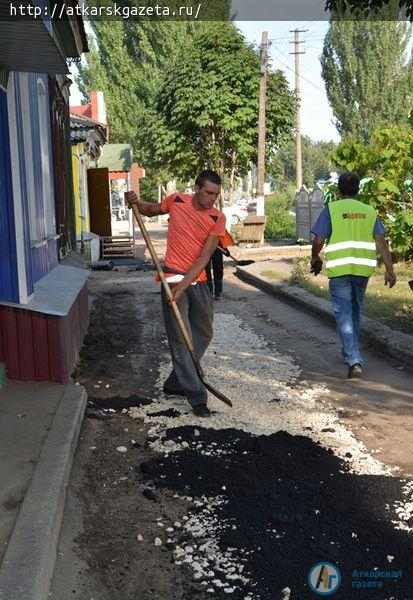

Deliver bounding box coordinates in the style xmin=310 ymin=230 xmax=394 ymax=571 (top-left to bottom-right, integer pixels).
xmin=0 ymin=90 xmax=19 ymax=303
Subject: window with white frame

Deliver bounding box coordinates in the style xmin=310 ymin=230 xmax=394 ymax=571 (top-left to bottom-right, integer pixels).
xmin=36 ymin=78 xmax=55 ymax=237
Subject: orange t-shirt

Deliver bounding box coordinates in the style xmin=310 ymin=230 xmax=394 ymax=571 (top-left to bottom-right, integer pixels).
xmin=161 ymin=193 xmax=226 ymax=273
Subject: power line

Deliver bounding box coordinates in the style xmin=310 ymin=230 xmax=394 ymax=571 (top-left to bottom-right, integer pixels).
xmin=273 ymin=43 xmax=322 ymax=80
xmin=270 ymin=48 xmax=326 ymax=94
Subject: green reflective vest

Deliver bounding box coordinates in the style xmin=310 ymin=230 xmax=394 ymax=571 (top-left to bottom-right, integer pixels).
xmin=325 ymin=199 xmax=378 ymax=278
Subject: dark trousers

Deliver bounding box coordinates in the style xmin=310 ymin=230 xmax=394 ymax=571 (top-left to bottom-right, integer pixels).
xmin=206 ymin=248 xmax=224 ymax=296
xmin=161 ymin=283 xmax=213 ymax=407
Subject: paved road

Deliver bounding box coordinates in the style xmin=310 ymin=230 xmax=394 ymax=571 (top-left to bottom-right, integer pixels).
xmin=224 ymin=269 xmax=413 ymax=476
xmin=50 ymin=264 xmax=413 ymax=599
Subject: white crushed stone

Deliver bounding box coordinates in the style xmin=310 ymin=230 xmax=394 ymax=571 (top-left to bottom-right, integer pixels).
xmin=130 ymin=313 xmax=387 ymax=476
xmin=128 ymin=312 xmax=413 ymax=594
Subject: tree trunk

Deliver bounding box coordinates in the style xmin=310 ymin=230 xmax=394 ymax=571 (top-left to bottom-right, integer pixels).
xmin=229 ymin=149 xmax=237 ymax=206
xmin=219 ymin=138 xmax=225 ymax=210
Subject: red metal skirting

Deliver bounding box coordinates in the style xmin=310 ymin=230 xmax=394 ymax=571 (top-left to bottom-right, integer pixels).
xmin=0 ymin=282 xmax=89 ymax=383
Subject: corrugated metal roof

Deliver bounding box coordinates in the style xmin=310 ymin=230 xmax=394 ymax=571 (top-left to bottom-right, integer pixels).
xmin=70 ymin=112 xmax=107 ymax=144
xmin=98 ymin=144 xmax=133 ymax=173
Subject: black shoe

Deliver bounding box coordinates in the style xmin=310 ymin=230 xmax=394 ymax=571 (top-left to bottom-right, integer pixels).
xmin=348 ymin=363 xmax=363 ymax=379
xmin=214 ymin=293 xmax=222 ymax=300
xmin=163 ymin=386 xmax=186 ymax=397
xmin=193 ymin=404 xmax=211 ymax=418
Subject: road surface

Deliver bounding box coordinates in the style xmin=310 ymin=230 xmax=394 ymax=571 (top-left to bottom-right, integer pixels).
xmin=50 ymin=260 xmax=413 ymax=600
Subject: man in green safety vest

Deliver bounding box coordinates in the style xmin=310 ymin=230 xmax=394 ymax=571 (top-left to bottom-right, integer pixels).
xmin=311 ymin=172 xmax=396 ymax=379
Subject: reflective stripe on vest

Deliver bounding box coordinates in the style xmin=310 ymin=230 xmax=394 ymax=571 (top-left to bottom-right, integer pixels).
xmin=326 ymin=199 xmax=378 ymax=278
xmin=324 ymin=241 xmax=376 ymax=253
xmin=326 ymin=257 xmax=377 ymax=269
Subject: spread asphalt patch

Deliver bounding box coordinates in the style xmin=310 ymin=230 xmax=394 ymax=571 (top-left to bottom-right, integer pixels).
xmin=140 ymin=425 xmax=413 ymax=599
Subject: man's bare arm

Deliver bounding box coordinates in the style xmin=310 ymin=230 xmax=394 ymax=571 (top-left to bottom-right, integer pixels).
xmin=311 ymin=235 xmax=325 ymax=264
xmin=374 ymin=234 xmax=396 ymax=288
xmin=125 ymin=191 xmax=164 ymax=217
xmin=169 ymin=235 xmax=220 ymax=303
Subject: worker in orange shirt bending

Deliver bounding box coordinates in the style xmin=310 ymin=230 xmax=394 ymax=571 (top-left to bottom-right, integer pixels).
xmin=126 ymin=170 xmax=226 ymax=418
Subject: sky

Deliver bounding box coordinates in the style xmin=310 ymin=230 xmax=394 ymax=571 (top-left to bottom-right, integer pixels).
xmin=236 ymin=21 xmax=339 ymax=142
xmin=69 ymin=20 xmax=340 ymax=143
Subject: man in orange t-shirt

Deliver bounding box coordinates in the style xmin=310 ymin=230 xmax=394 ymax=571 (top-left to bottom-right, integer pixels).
xmin=125 ymin=170 xmax=226 ymax=417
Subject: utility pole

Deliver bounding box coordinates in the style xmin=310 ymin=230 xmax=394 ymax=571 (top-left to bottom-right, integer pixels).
xmin=290 ymin=28 xmax=307 ymax=191
xmin=256 ymin=30 xmax=267 ymax=218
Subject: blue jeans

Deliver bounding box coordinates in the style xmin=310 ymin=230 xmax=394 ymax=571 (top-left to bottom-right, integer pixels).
xmin=329 ymin=275 xmax=369 ymax=366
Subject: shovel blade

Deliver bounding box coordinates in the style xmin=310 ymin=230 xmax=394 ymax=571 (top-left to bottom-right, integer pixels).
xmin=237 ymin=260 xmax=255 ymax=266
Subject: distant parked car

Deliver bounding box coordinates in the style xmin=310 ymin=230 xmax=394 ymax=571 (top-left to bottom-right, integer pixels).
xmin=223 ymin=202 xmax=248 ymax=225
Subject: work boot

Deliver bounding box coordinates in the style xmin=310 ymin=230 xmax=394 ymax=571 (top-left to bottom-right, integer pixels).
xmin=348 ymin=363 xmax=363 ymax=379
xmin=193 ymin=404 xmax=211 ymax=418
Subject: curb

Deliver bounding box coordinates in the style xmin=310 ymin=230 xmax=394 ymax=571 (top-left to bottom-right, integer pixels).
xmin=0 ymin=385 xmax=87 ymax=600
xmin=236 ymin=266 xmax=413 ymax=366
xmin=229 ymin=244 xmax=311 ymax=263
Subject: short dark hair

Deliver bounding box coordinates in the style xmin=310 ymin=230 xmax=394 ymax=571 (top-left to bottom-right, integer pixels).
xmin=195 ymin=170 xmax=222 ymax=188
xmin=338 ymin=172 xmax=360 ymax=197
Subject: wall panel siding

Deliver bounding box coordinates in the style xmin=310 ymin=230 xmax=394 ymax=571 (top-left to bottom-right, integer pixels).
xmin=0 ymin=282 xmax=89 ymax=383
xmin=0 ymin=308 xmax=20 ymax=379
xmin=0 ymin=89 xmax=19 ymax=303
xmin=31 ymin=311 xmax=50 ymax=380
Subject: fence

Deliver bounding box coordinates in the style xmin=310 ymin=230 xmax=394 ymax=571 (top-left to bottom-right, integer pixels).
xmin=295 ymin=184 xmax=324 ymax=242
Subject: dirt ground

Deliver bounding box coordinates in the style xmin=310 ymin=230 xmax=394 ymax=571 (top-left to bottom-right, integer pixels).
xmin=50 ymin=265 xmax=413 ymax=600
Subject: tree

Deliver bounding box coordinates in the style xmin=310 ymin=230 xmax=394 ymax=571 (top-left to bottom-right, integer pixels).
xmin=273 ymin=136 xmax=337 ymax=188
xmin=325 ymin=0 xmax=413 ymax=21
xmin=150 ymin=22 xmax=295 ymax=202
xmin=321 ymin=8 xmax=413 ymax=140
xmin=77 ymin=21 xmax=201 ymax=188
xmin=330 ymin=123 xmax=413 ymax=259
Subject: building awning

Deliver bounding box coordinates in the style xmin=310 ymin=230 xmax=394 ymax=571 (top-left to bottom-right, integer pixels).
xmin=0 ymin=19 xmax=68 ymax=74
xmin=0 ymin=63 xmax=9 ymax=92
xmin=98 ymin=144 xmax=133 ymax=173
xmin=0 ymin=2 xmax=88 ymax=75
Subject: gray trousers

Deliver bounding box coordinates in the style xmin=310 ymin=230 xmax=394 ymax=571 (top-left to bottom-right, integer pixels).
xmin=161 ymin=282 xmax=213 ymax=407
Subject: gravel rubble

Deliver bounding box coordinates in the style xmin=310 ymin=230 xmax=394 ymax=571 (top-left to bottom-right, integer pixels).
xmin=128 ymin=313 xmax=413 ymax=598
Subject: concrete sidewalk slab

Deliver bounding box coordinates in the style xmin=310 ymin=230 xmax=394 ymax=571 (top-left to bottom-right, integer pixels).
xmin=0 ymin=382 xmax=86 ymax=600
xmin=237 ymin=263 xmax=413 ymax=366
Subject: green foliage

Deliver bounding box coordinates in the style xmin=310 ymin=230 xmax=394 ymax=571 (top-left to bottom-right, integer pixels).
xmin=77 ymin=21 xmax=295 ymax=192
xmin=272 ymin=136 xmax=337 ymax=187
xmin=264 ymin=190 xmax=296 ymax=241
xmin=321 ymin=9 xmax=413 ymax=140
xmin=289 ymin=257 xmax=310 ymax=285
xmin=331 ymin=125 xmax=413 ymax=259
xmin=325 ymin=0 xmax=413 ymax=21
xmin=152 ymin=22 xmax=295 ymax=181
xmin=77 ymin=21 xmax=200 ymax=188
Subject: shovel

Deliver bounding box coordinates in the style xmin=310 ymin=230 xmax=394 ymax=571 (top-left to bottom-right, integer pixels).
xmin=128 ymin=200 xmax=233 ymax=408
xmin=218 ymin=246 xmax=255 ymax=266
